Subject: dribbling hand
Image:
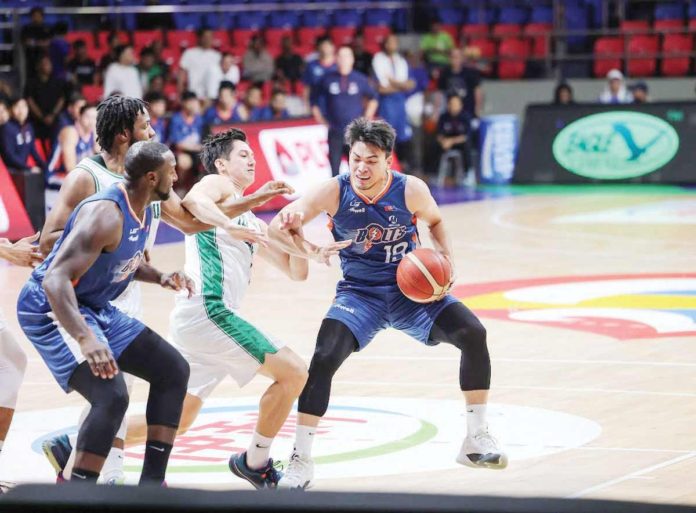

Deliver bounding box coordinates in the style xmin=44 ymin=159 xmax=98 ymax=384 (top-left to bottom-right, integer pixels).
xmin=160 ymin=271 xmax=196 ymax=298
xmin=433 ymin=254 xmax=456 ymax=301
xmin=81 ymin=336 xmax=118 ymax=380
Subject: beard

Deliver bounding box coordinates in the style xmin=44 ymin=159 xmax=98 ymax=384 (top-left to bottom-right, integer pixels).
xmin=155 ymin=186 xmax=170 ymax=201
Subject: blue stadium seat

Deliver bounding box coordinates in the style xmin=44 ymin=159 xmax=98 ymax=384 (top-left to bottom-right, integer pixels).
xmin=173 ymin=12 xmax=202 ymax=30
xmin=564 ymin=3 xmax=589 ymax=50
xmin=530 ymin=6 xmax=553 ymax=24
xmin=436 ymin=7 xmax=466 ymax=25
xmin=467 ymin=6 xmax=496 ymax=25
xmin=301 ymin=11 xmax=331 ymax=28
xmin=688 ymin=0 xmax=696 ymax=19
xmin=235 ymin=11 xmax=267 ymax=30
xmin=203 ymin=11 xmax=235 ymax=29
xmin=655 ymin=2 xmax=684 ymax=20
xmin=332 ymin=9 xmax=363 ymax=28
xmin=268 ymin=11 xmax=299 ymax=28
xmin=369 ymin=9 xmax=394 ymax=27
xmin=498 ymin=6 xmax=528 ymax=24
xmin=583 ymin=0 xmax=603 ymax=27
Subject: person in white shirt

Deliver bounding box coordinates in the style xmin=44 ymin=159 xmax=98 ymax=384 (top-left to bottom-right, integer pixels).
xmin=598 ymin=69 xmax=632 ymax=104
xmin=203 ymin=52 xmax=240 ymax=101
xmin=103 ymin=44 xmax=142 ymax=99
xmin=178 ymin=28 xmax=221 ymax=100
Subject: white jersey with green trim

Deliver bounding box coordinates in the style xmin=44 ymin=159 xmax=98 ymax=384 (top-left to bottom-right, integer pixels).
xmin=75 ymin=155 xmax=162 ymax=319
xmin=178 ymin=209 xmax=261 ymax=312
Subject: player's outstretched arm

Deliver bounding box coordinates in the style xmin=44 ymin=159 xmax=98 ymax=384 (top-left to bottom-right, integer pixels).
xmin=39 ymin=169 xmax=97 ymax=256
xmin=257 ymin=220 xmax=308 ymax=281
xmin=0 ymin=232 xmax=43 ymax=267
xmin=42 ymin=202 xmax=122 ymax=379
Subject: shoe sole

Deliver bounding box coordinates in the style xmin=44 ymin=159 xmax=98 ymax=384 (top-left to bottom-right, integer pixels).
xmin=456 ymin=453 xmax=509 ymax=470
xmin=41 ymin=441 xmax=65 ymax=476
xmin=278 ymin=479 xmax=314 ymax=491
xmin=229 ymin=457 xmax=263 ymax=490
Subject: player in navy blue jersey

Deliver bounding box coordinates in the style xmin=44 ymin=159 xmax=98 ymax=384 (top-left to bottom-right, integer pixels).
xmin=269 ymin=118 xmax=507 ymax=489
xmin=17 ymin=141 xmax=193 ymax=485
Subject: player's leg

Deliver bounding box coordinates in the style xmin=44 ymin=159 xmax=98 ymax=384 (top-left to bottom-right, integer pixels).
xmin=116 ymin=327 xmax=189 ymax=485
xmin=126 ymin=392 xmax=204 ymax=446
xmin=428 ymin=302 xmax=507 ymax=469
xmin=0 ymin=327 xmax=28 ymax=465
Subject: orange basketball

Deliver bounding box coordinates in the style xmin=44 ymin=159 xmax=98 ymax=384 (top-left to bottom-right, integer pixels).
xmin=396 ymin=248 xmax=452 ymax=303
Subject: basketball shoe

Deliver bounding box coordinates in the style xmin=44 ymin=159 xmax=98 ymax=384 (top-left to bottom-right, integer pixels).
xmin=457 ymin=428 xmax=508 ymax=469
xmin=277 ymin=452 xmax=314 ymax=490
xmin=228 ymin=452 xmax=282 ymax=489
xmin=42 ymin=434 xmax=72 ymax=483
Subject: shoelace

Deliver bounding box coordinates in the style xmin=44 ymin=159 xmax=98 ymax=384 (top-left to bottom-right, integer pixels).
xmin=260 ymin=460 xmax=283 ymax=485
xmin=473 ymin=431 xmax=500 ymax=452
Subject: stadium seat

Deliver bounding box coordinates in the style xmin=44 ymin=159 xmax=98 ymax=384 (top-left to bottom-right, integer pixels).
xmin=173 ymin=12 xmax=201 ymax=30
xmin=97 ymin=30 xmax=129 ymax=49
xmin=689 ymin=0 xmax=696 ymax=19
xmin=661 ymin=33 xmax=692 ymax=76
xmin=468 ymin=37 xmax=497 ymax=61
xmin=626 ymin=35 xmax=658 ymax=76
xmin=467 ymin=6 xmax=496 ymax=25
xmin=202 ymin=11 xmax=234 ymax=30
xmin=530 ymin=6 xmax=553 ymax=24
xmin=212 ymin=30 xmax=231 ymax=50
xmin=564 ymin=4 xmax=590 ymax=50
xmin=593 ymin=36 xmax=623 ymax=77
xmin=65 ymin=31 xmax=95 ymax=50
xmin=236 ymin=11 xmax=267 ymax=30
xmin=295 ymin=27 xmax=326 ymax=46
xmin=301 ymin=11 xmax=331 ymax=28
xmin=524 ymin=23 xmax=552 ymax=58
xmin=268 ymin=12 xmax=298 ymax=29
xmin=654 ymin=2 xmax=684 ymax=20
xmin=166 ymin=30 xmax=197 ymax=50
xmin=498 ymin=6 xmax=528 ymax=24
xmin=159 ymin=47 xmax=181 ymax=76
xmin=81 ymin=84 xmax=104 ymax=103
xmin=497 ymin=38 xmax=529 ymax=79
xmin=435 ymin=7 xmax=465 ymax=25
xmin=163 ymin=82 xmax=179 ymax=105
xmin=86 ymin=47 xmax=106 ymax=64
xmin=370 ymin=9 xmax=394 ymax=27
xmin=265 ymin=28 xmax=294 ymax=51
xmin=619 ymin=20 xmax=650 ymax=34
xmin=133 ymin=30 xmax=163 ymax=52
xmin=332 ymin=9 xmax=363 ymax=28
xmin=329 ymin=26 xmax=357 ymax=46
xmin=461 ymin=24 xmax=489 ymax=44
xmin=438 ymin=24 xmax=460 ymax=45
xmin=688 ymin=18 xmax=696 ymax=31
xmin=654 ymin=19 xmax=684 ymax=32
xmin=232 ymin=29 xmax=258 ymax=51
xmin=363 ymin=26 xmax=391 ymax=50
xmin=492 ymin=23 xmax=523 ymax=37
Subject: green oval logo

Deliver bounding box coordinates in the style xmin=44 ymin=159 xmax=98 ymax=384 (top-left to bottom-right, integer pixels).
xmin=552 ymin=112 xmax=679 ymax=180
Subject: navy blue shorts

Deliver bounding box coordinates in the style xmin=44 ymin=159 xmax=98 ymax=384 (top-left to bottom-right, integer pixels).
xmin=324 ymin=280 xmax=460 ymax=350
xmin=17 ymin=278 xmax=145 ymax=392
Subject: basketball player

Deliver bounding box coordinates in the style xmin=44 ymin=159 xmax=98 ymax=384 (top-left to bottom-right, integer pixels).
xmin=269 ymin=118 xmax=507 ymax=489
xmin=123 ymin=129 xmax=349 ymax=489
xmin=0 ymin=233 xmax=43 ymax=493
xmin=39 ymin=95 xmax=292 ymax=484
xmin=17 ymin=141 xmax=191 ymax=485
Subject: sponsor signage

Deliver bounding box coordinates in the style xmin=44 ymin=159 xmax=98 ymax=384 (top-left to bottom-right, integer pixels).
xmin=479 ymin=114 xmax=518 ymax=184
xmin=0 ymin=158 xmax=34 ymax=239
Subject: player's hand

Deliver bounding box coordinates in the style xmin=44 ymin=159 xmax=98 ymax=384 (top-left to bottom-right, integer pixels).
xmin=312 ymin=240 xmax=352 ymax=266
xmin=434 ymin=254 xmax=456 ymax=301
xmin=81 ymin=336 xmax=118 ymax=380
xmin=0 ymin=232 xmax=44 ymax=267
xmin=279 ymin=211 xmax=305 ymax=232
xmin=160 ymin=271 xmax=196 ymax=298
xmin=253 ymin=181 xmax=295 ymax=205
xmin=224 ymin=222 xmax=269 ymax=247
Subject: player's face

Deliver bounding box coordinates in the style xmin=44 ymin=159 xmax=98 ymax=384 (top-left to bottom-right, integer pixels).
xmin=349 ymin=141 xmax=392 ymax=191
xmin=220 ymin=140 xmax=255 ymax=189
xmin=130 ymin=111 xmax=155 ymax=144
xmin=152 ymin=150 xmax=177 ymax=201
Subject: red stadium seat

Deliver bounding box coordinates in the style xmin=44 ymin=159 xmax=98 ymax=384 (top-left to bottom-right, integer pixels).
xmin=82 ymin=84 xmax=104 ymax=103
xmin=524 ymin=23 xmax=552 ymax=58
xmin=619 ymin=19 xmax=650 ymax=34
xmin=212 ymin=30 xmax=231 ymax=50
xmin=133 ymin=30 xmax=163 ymax=52
xmin=86 ymin=47 xmax=106 ymax=65
xmin=265 ymin=27 xmax=294 ymax=51
xmin=295 ymin=42 xmax=315 ymax=58
xmin=492 ymin=23 xmax=523 ymax=37
xmin=231 ymin=29 xmax=258 ymax=51
xmin=166 ymin=30 xmax=197 ymax=50
xmin=461 ymin=24 xmax=489 ymax=44
xmin=97 ymin=30 xmax=129 ymax=48
xmin=65 ymin=31 xmax=95 ymax=49
xmin=627 ymin=35 xmax=658 ymax=76
xmin=438 ymin=24 xmax=459 ymax=45
xmin=159 ymin=47 xmax=181 ymax=76
xmin=661 ymin=33 xmax=692 ymax=76
xmin=654 ymin=19 xmax=684 ymax=32
xmin=329 ymin=26 xmax=357 ymax=46
xmin=468 ymin=37 xmax=497 ymax=60
xmin=593 ymin=36 xmax=623 ymax=77
xmin=497 ymin=38 xmax=530 ymax=79
xmin=295 ymin=27 xmax=326 ymax=46
xmin=163 ymin=82 xmax=179 ymax=105
xmin=363 ymin=26 xmax=391 ymax=49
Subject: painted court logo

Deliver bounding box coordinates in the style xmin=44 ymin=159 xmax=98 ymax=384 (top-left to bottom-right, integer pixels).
xmin=453 ymin=274 xmax=696 ymax=340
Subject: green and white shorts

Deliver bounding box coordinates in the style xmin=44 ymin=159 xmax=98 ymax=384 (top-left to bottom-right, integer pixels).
xmin=169 ymin=298 xmax=283 ymax=399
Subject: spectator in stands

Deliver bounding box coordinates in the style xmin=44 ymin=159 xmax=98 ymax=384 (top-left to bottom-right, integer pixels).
xmin=599 ymin=69 xmax=632 ymax=104
xmin=179 ymin=29 xmax=221 ymax=99
xmin=630 ymin=81 xmax=649 ymax=104
xmin=373 ymin=34 xmax=415 ymax=173
xmin=0 ymin=97 xmax=46 ymax=175
xmin=203 ymin=53 xmax=241 ymax=102
xmin=312 ymin=46 xmax=378 ymax=176
xmin=437 ymin=94 xmax=472 ymax=187
xmin=144 ymin=91 xmax=168 ymax=143
xmin=49 ymin=22 xmax=70 ymax=81
xmin=438 ymin=47 xmax=482 ymax=120
xmin=234 ymin=84 xmax=265 ymax=123
xmin=66 ymin=40 xmax=97 ymax=87
xmin=242 ymin=35 xmax=275 ymax=84
xmin=553 ymin=82 xmax=575 ymax=105
xmin=203 ymin=81 xmax=239 ymax=129
xmin=168 ymin=90 xmax=203 ymax=193
xmin=21 ymin=7 xmax=52 ymax=79
xmin=25 ymin=55 xmax=68 ymax=141
xmin=274 ymin=36 xmax=304 ymax=85
xmin=421 ymin=20 xmax=455 ymax=74
xmin=0 ymin=98 xmax=9 ymax=128
xmin=259 ymin=90 xmax=290 ymax=121
xmin=104 ymin=44 xmax=143 ymax=99
xmin=98 ymin=32 xmax=123 ymax=76
xmin=352 ymin=31 xmax=373 ymax=76
xmin=56 ymin=92 xmax=86 ymax=132
xmin=138 ymin=47 xmax=166 ymax=93
xmin=46 ymin=103 xmax=98 ymax=187
xmin=302 ymin=36 xmax=336 ymax=110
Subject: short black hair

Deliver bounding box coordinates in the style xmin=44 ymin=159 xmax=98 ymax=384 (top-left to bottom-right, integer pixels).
xmin=344 ymin=118 xmax=396 ymax=155
xmin=124 ymin=141 xmax=171 ymax=182
xmin=181 ymin=90 xmax=197 ymax=102
xmin=315 ymin=35 xmax=332 ymax=48
xmin=144 ymin=91 xmax=165 ymax=104
xmin=72 ymin=39 xmax=86 ymax=50
xmin=67 ymin=91 xmax=85 ymax=106
xmin=115 ymin=44 xmax=133 ymax=60
xmin=9 ymin=96 xmax=25 ymax=108
xmin=218 ymin=80 xmax=236 ymax=94
xmin=79 ymin=104 xmax=95 ymax=116
xmin=201 ymin=128 xmax=247 ymax=174
xmin=96 ymin=95 xmax=148 ymax=152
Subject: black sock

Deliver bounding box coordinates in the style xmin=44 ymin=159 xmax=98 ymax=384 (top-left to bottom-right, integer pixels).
xmin=139 ymin=440 xmax=173 ymax=485
xmin=71 ymin=467 xmax=99 ymax=482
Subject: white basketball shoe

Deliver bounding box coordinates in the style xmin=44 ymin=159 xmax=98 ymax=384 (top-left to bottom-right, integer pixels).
xmin=277 ymin=452 xmax=314 ymax=490
xmin=457 ymin=428 xmax=508 ymax=469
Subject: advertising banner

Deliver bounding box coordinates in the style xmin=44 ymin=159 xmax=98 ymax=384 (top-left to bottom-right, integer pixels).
xmin=479 ymin=114 xmax=519 ymax=185
xmin=0 ymin=159 xmax=34 ymax=240
xmin=515 ymin=102 xmax=696 ymax=183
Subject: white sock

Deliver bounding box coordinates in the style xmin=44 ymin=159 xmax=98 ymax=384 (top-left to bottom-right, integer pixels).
xmin=294 ymin=425 xmax=316 ymax=458
xmin=100 ymin=447 xmax=125 ymax=483
xmin=466 ymin=404 xmax=488 ymax=435
xmin=246 ymin=432 xmax=273 ymax=470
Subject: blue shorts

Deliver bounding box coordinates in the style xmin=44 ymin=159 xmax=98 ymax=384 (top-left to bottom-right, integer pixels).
xmin=17 ymin=278 xmax=145 ymax=392
xmin=325 ymin=280 xmax=460 ymax=350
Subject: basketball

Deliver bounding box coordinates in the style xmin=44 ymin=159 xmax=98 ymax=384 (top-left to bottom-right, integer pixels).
xmin=396 ymin=248 xmax=452 ymax=303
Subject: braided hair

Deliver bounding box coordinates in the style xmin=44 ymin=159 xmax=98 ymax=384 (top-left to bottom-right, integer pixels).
xmin=96 ymin=95 xmax=148 ymax=152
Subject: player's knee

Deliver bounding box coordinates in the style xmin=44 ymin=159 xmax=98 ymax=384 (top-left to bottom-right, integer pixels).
xmin=285 ymin=360 xmax=308 ymax=397
xmin=102 ymin=385 xmax=130 ymax=421
xmin=450 ymin=320 xmax=487 ymax=352
xmin=167 ymin=355 xmax=190 ymax=396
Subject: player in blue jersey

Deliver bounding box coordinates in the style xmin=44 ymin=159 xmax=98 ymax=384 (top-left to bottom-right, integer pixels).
xmin=17 ymin=141 xmax=193 ymax=485
xmin=269 ymin=118 xmax=507 ymax=489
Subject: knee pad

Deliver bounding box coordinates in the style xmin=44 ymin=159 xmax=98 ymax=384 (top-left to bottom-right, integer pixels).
xmin=0 ymin=329 xmax=27 ymax=409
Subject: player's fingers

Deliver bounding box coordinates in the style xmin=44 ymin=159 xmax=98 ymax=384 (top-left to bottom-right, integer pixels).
xmin=21 ymin=232 xmax=40 ymax=243
xmin=106 ymin=356 xmax=119 ymax=378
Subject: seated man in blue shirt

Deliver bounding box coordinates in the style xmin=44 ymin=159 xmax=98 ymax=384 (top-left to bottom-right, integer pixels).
xmin=311 ymin=46 xmax=378 ymax=176
xmin=0 ymin=96 xmax=47 ymax=174
xmin=259 ymin=90 xmax=290 ymax=121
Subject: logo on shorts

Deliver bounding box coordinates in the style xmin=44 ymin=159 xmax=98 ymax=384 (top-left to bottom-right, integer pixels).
xmin=452 ymin=273 xmax=696 ymax=340
xmin=332 ymin=303 xmax=355 ymax=314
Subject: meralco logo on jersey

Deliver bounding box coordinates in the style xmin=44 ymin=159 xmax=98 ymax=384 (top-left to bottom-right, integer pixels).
xmin=355 ymin=223 xmax=408 ymax=251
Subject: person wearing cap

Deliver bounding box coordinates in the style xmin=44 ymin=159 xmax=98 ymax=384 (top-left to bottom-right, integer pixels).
xmin=630 ymin=82 xmax=649 ymax=104
xmin=599 ymin=69 xmax=632 ymax=104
